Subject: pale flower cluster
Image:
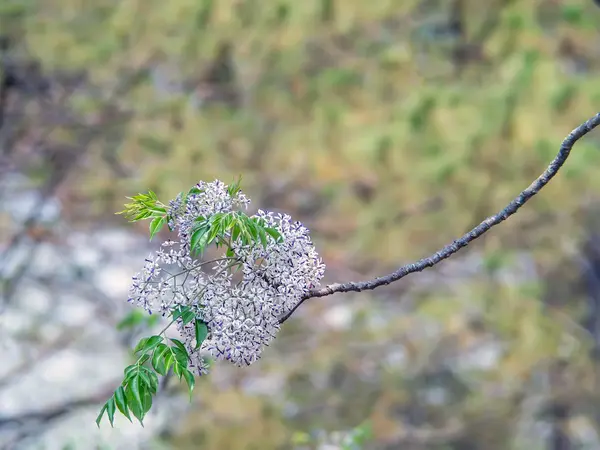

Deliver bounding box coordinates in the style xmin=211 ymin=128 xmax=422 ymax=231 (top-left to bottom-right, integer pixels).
xmin=127 ymin=180 xmax=325 ymax=375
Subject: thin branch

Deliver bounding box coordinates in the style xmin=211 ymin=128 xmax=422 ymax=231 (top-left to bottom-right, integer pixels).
xmin=279 ymin=112 xmax=600 ymax=324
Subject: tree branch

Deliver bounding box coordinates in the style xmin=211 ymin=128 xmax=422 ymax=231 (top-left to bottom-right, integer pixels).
xmin=279 ymin=112 xmax=600 ymax=325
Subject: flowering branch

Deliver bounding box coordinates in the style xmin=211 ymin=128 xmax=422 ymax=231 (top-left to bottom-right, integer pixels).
xmin=278 ymin=112 xmax=600 ymax=324
xmin=98 ymin=113 xmax=600 ymax=427
xmin=97 ymin=177 xmax=325 ymax=426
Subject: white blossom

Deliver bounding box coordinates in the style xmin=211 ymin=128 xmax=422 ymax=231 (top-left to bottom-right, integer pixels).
xmin=127 ymin=180 xmax=325 ymax=374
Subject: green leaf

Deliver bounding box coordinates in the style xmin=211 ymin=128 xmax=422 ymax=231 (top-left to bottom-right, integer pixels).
xmin=124 ymin=364 xmax=138 ymax=380
xmin=182 ymin=369 xmax=195 ymax=400
xmin=264 ymin=227 xmax=282 ymax=243
xmin=149 ymin=216 xmax=166 ymax=241
xmin=245 ymin=218 xmax=259 ymax=241
xmin=148 ymin=206 xmax=167 ymax=215
xmin=231 ymin=222 xmax=241 ymax=242
xmin=133 ymin=337 xmax=148 ymax=354
xmin=205 ymin=215 xmax=224 ymax=246
xmin=170 ymin=338 xmax=188 ymax=355
xmin=188 ymin=186 xmax=203 ymax=195
xmin=133 ymin=210 xmax=152 ymax=221
xmin=95 ymin=403 xmax=107 ymax=428
xmin=116 ymin=190 xmax=168 ymax=224
xmin=141 ymin=389 xmax=153 ymax=415
xmin=236 ymin=219 xmax=250 ymax=244
xmin=172 ymin=306 xmax=195 ymax=325
xmin=224 ymin=213 xmax=236 ymax=230
xmin=190 ymin=225 xmax=210 ymax=255
xmin=138 ymin=353 xmax=150 ymax=366
xmin=134 ymin=335 xmax=163 ymax=355
xmin=173 ymin=360 xmax=184 ymax=379
xmin=164 ymin=339 xmax=190 ymax=371
xmin=194 ymin=320 xmax=209 ymax=349
xmin=181 ymin=309 xmax=196 ymax=325
xmin=152 ymin=343 xmax=170 ymax=376
xmin=227 ymin=175 xmax=242 ymax=196
xmin=140 ymin=366 xmax=159 ymax=393
xmin=114 ymin=386 xmax=132 ymax=422
xmin=257 ymin=225 xmax=268 ymax=248
xmin=147 ymin=370 xmax=160 ymax=394
xmin=125 ymin=381 xmax=145 ymax=426
xmin=138 ymin=367 xmax=158 ymax=394
xmin=226 ymin=248 xmax=235 ymax=258
xmin=126 ymin=376 xmax=144 ymax=423
xmin=218 ymin=213 xmax=231 ymax=230
xmin=106 ymin=396 xmax=116 ymax=427
xmin=164 ymin=351 xmax=174 ymax=373
xmin=171 ymin=349 xmax=189 ymax=370
xmin=243 ymin=222 xmax=255 ymax=243
xmin=171 ymin=306 xmax=184 ymax=320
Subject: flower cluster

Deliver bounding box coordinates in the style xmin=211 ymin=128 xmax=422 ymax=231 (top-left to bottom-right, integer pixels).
xmin=127 ymin=180 xmax=325 ymax=374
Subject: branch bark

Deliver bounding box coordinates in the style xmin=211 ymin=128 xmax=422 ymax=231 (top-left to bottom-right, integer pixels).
xmin=279 ymin=112 xmax=600 ymax=324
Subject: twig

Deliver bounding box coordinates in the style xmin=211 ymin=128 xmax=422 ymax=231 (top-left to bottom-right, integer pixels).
xmin=279 ymin=112 xmax=600 ymax=324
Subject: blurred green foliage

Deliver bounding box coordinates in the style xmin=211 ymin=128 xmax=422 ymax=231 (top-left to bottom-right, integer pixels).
xmin=4 ymin=0 xmax=600 ymax=448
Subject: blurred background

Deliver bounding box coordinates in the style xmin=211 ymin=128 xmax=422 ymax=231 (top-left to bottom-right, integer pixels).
xmin=1 ymin=0 xmax=600 ymax=448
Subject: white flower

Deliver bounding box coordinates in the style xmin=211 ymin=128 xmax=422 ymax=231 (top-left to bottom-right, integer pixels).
xmin=127 ymin=180 xmax=325 ymax=374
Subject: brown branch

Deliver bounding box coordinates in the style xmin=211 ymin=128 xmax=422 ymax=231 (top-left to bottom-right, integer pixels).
xmin=279 ymin=112 xmax=600 ymax=325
